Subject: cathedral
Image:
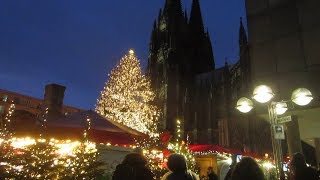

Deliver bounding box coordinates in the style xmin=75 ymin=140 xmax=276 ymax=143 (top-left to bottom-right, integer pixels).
xmin=147 ymin=0 xmax=256 ymax=147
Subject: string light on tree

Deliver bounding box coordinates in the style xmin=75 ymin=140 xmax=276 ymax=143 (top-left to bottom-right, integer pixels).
xmin=3 ymin=102 xmax=16 ymax=138
xmin=135 ymin=131 xmax=166 ymax=179
xmin=83 ymin=116 xmax=91 ymax=141
xmin=0 ymin=102 xmax=17 ymax=178
xmin=40 ymin=107 xmax=49 ymax=138
xmin=176 ymin=119 xmax=181 ymax=141
xmin=0 ymin=137 xmax=104 ymax=179
xmin=95 ymin=49 xmax=160 ymax=135
xmin=167 ymin=118 xmax=196 ymax=171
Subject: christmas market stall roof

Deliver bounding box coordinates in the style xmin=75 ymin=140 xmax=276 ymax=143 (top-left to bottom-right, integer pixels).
xmin=47 ymin=110 xmax=145 ymax=145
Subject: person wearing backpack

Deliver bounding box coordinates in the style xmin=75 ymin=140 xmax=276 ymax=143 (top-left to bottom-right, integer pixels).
xmin=112 ymin=153 xmax=154 ymax=180
xmin=161 ymin=153 xmax=199 ymax=180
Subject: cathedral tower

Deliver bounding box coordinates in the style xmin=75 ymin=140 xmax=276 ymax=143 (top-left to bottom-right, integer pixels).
xmin=148 ymin=0 xmax=215 ymax=140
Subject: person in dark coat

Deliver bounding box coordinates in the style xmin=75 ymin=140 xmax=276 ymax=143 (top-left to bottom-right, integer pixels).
xmin=289 ymin=152 xmax=319 ymax=180
xmin=231 ymin=156 xmax=265 ymax=180
xmin=112 ymin=153 xmax=154 ymax=180
xmin=161 ymin=153 xmax=199 ymax=180
xmin=207 ymin=166 xmax=218 ymax=180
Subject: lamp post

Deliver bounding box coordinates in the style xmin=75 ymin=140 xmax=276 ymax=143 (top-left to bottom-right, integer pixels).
xmin=236 ymin=85 xmax=313 ymax=179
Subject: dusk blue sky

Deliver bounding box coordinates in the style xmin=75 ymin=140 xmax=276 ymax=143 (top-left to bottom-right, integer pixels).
xmin=0 ymin=0 xmax=247 ymax=110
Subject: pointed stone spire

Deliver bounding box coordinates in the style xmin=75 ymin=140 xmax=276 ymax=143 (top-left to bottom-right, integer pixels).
xmin=206 ymin=28 xmax=211 ymax=40
xmin=164 ymin=0 xmax=168 ymax=10
xmin=164 ymin=0 xmax=183 ymax=15
xmin=148 ymin=20 xmax=158 ymax=77
xmin=153 ymin=20 xmax=157 ymax=30
xmin=189 ymin=0 xmax=204 ymax=33
xmin=150 ymin=20 xmax=158 ymax=50
xmin=223 ymin=58 xmax=230 ymax=78
xmin=239 ymin=17 xmax=248 ymax=47
xmin=184 ymin=8 xmax=188 ymax=23
xmin=205 ymin=31 xmax=215 ymax=70
xmin=158 ymin=8 xmax=162 ymax=23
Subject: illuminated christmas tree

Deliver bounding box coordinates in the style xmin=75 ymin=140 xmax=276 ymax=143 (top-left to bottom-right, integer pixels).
xmin=96 ymin=49 xmax=159 ymax=135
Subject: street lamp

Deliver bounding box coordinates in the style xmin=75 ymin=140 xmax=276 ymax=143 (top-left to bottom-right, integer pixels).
xmin=236 ymin=85 xmax=313 ymax=179
xmin=236 ymin=97 xmax=253 ymax=113
xmin=252 ymin=85 xmax=274 ymax=103
xmin=291 ymin=88 xmax=313 ymax=106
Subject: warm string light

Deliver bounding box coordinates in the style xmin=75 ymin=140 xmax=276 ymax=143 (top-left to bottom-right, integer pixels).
xmin=166 ymin=119 xmax=196 ymax=171
xmin=0 ymin=113 xmax=108 ymax=179
xmin=40 ymin=107 xmax=49 ymax=138
xmin=192 ymin=150 xmax=232 ymax=160
xmin=3 ymin=102 xmax=15 ymax=138
xmin=192 ymin=150 xmax=275 ymax=172
xmin=135 ymin=131 xmax=165 ymax=179
xmin=0 ymin=136 xmax=100 ymax=178
xmin=1 ymin=137 xmax=97 ymax=158
xmin=176 ymin=119 xmax=181 ymax=141
xmin=86 ymin=116 xmax=91 ymax=131
xmin=138 ymin=138 xmax=166 ymax=180
xmin=95 ymin=49 xmax=160 ymax=135
xmin=0 ymin=102 xmax=16 ymax=178
xmin=83 ymin=116 xmax=91 ymax=142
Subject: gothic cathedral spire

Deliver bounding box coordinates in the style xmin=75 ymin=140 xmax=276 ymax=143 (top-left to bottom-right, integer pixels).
xmin=239 ymin=17 xmax=248 ymax=47
xmin=189 ymin=0 xmax=204 ymax=33
xmin=150 ymin=20 xmax=158 ymax=52
xmin=148 ymin=0 xmax=216 ymax=140
xmin=238 ymin=17 xmax=251 ymax=95
xmin=188 ymin=0 xmax=214 ymax=73
xmin=164 ymin=0 xmax=183 ymax=15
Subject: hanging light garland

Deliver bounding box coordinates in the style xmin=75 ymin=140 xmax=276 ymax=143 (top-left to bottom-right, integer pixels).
xmin=83 ymin=116 xmax=91 ymax=142
xmin=40 ymin=107 xmax=49 ymax=138
xmin=3 ymin=101 xmax=16 ymax=139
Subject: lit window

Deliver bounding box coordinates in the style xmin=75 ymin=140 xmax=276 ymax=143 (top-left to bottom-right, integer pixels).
xmin=2 ymin=95 xmax=8 ymax=102
xmin=0 ymin=106 xmax=4 ymax=114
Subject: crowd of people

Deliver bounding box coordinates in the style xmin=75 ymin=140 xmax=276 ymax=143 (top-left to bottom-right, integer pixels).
xmin=112 ymin=152 xmax=319 ymax=180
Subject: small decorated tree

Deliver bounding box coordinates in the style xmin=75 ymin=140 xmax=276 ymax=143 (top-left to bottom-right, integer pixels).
xmin=61 ymin=117 xmax=104 ymax=179
xmin=136 ymin=133 xmax=167 ymax=179
xmin=0 ymin=104 xmax=105 ymax=178
xmin=167 ymin=119 xmax=196 ymax=172
xmin=0 ymin=139 xmax=19 ymax=179
xmin=19 ymin=140 xmax=60 ymax=179
xmin=0 ymin=103 xmax=18 ymax=179
xmin=60 ymin=143 xmax=104 ymax=179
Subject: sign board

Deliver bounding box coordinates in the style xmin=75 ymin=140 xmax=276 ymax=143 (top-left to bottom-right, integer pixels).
xmin=277 ymin=115 xmax=292 ymax=124
xmin=274 ymin=125 xmax=285 ymax=139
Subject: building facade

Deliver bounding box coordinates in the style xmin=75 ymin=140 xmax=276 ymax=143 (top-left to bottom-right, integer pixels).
xmin=0 ymin=84 xmax=82 ymax=135
xmin=246 ymin=0 xmax=320 ymax=165
xmin=147 ymin=0 xmax=266 ymax=151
